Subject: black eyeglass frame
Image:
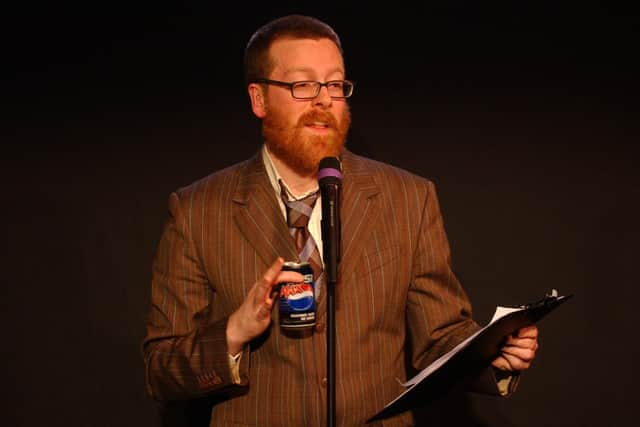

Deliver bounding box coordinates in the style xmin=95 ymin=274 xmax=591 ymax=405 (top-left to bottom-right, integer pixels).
xmin=252 ymin=78 xmax=354 ymax=99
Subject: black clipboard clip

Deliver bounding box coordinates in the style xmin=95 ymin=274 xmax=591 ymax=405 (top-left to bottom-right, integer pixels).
xmin=524 ymin=288 xmax=559 ymax=308
xmin=520 ymin=288 xmax=571 ymax=310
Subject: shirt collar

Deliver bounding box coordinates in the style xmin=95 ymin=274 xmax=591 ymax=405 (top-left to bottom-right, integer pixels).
xmin=261 ymin=144 xmax=319 ymax=201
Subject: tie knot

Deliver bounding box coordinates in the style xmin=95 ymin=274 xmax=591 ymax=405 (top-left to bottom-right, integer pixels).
xmin=280 ymin=186 xmax=319 ymax=228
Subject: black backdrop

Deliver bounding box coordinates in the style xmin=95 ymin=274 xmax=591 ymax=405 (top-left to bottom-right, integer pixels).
xmin=3 ymin=2 xmax=639 ymax=426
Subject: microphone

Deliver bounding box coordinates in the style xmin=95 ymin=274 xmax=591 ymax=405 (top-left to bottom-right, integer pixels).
xmin=318 ymin=156 xmax=342 ymax=285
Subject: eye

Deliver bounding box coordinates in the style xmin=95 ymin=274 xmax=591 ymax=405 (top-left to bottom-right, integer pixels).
xmin=294 ymin=81 xmax=315 ymax=89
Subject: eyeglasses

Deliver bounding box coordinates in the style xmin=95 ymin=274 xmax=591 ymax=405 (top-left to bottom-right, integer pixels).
xmin=253 ymin=78 xmax=354 ymax=99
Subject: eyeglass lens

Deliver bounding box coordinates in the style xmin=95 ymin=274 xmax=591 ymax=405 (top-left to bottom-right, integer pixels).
xmin=292 ymin=81 xmax=352 ymax=98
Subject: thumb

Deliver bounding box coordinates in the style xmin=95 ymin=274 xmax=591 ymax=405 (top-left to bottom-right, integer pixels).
xmin=256 ymin=257 xmax=285 ymax=297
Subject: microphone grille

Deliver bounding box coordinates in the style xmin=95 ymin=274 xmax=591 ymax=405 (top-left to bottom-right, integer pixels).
xmin=319 ymin=156 xmax=341 ymax=171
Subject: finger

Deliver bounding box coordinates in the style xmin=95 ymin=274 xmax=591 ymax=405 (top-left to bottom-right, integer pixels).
xmin=256 ymin=260 xmax=303 ymax=305
xmin=493 ymin=352 xmax=531 ymax=371
xmin=514 ymin=325 xmax=539 ymax=339
xmin=501 ymin=345 xmax=536 ymax=363
xmin=275 ymin=271 xmax=305 ymax=285
xmin=500 ymin=351 xmax=532 ymax=371
xmin=256 ymin=298 xmax=274 ymax=320
xmin=258 ymin=259 xmax=304 ymax=291
xmin=504 ymin=337 xmax=538 ymax=348
xmin=266 ymin=272 xmax=305 ymax=306
xmin=252 ymin=258 xmax=286 ymax=307
xmin=491 ymin=356 xmax=511 ymax=371
xmin=504 ymin=336 xmax=539 ymax=351
xmin=258 ymin=257 xmax=286 ymax=291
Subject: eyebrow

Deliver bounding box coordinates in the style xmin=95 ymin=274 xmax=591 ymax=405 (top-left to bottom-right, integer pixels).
xmin=282 ymin=67 xmax=345 ymax=79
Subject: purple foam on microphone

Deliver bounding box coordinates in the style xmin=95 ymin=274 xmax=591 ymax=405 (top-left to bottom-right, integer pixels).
xmin=318 ymin=168 xmax=343 ymax=180
xmin=318 ymin=157 xmax=343 ymax=181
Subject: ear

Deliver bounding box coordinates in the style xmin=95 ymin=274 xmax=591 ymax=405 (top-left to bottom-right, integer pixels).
xmin=248 ymin=83 xmax=267 ymax=118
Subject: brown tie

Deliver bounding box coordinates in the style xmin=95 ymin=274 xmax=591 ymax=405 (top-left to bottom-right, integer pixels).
xmin=280 ymin=185 xmax=324 ymax=286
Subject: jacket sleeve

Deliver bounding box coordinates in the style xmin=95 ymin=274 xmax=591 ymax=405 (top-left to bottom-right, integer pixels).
xmin=407 ymin=180 xmax=515 ymax=395
xmin=142 ymin=191 xmax=248 ymax=401
xmin=406 ymin=180 xmax=480 ymax=369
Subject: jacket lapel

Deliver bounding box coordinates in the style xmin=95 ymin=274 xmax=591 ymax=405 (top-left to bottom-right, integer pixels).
xmin=315 ymin=151 xmax=381 ymax=318
xmin=338 ymin=151 xmax=382 ymax=283
xmin=232 ymin=153 xmax=298 ymax=267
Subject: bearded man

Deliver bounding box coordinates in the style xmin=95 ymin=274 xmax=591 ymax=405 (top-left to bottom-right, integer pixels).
xmin=142 ymin=14 xmax=538 ymax=427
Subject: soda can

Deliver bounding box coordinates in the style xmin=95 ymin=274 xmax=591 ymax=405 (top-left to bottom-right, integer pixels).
xmin=278 ymin=261 xmax=316 ymax=329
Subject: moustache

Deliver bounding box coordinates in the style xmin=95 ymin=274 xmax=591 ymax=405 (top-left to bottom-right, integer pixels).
xmin=297 ymin=110 xmax=338 ymax=129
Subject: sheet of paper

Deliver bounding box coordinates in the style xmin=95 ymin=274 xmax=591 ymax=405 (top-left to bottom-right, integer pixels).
xmin=401 ymin=304 xmax=523 ymax=387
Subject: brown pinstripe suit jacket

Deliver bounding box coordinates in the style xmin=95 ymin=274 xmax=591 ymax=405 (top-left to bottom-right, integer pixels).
xmin=143 ymin=149 xmax=483 ymax=426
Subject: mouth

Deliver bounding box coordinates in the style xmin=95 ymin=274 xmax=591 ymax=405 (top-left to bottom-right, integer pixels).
xmin=305 ymin=121 xmax=331 ymax=131
xmin=304 ymin=120 xmax=333 ymax=134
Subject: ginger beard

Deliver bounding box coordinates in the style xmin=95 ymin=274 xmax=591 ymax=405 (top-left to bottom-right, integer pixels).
xmin=262 ymin=104 xmax=351 ymax=176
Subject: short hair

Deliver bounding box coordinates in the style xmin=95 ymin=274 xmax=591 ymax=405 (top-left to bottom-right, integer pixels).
xmin=244 ymin=15 xmax=343 ymax=85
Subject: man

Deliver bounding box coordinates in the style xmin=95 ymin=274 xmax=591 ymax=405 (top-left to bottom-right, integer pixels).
xmin=143 ymin=14 xmax=538 ymax=426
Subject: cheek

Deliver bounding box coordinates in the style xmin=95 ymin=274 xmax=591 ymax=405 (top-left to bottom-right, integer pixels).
xmin=289 ymin=104 xmax=309 ymax=124
xmin=268 ymin=92 xmax=303 ymax=115
xmin=337 ymin=104 xmax=351 ymax=129
xmin=333 ymin=102 xmax=348 ymax=119
xmin=272 ymin=104 xmax=305 ymax=128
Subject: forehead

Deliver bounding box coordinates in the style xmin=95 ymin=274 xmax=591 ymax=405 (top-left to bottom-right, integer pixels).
xmin=268 ymin=37 xmax=345 ymax=78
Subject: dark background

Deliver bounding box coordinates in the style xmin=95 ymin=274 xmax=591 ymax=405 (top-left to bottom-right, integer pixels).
xmin=3 ymin=1 xmax=639 ymax=426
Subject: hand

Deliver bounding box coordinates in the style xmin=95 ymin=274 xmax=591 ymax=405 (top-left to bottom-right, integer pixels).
xmin=491 ymin=325 xmax=539 ymax=371
xmin=226 ymin=257 xmax=303 ymax=355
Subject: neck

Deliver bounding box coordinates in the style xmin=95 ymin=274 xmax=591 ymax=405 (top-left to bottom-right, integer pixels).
xmin=269 ymin=153 xmax=317 ymax=196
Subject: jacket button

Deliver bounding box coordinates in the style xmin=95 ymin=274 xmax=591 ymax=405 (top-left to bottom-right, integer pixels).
xmin=315 ymin=322 xmax=325 ymax=333
xmin=321 ymin=377 xmax=327 ymax=388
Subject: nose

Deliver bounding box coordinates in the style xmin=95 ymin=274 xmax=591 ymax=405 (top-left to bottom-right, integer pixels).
xmin=313 ymin=84 xmax=332 ymax=108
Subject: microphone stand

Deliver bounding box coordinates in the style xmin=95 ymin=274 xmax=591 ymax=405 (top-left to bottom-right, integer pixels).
xmin=325 ymin=194 xmax=339 ymax=427
xmin=318 ymin=158 xmax=341 ymax=427
xmin=327 ymin=268 xmax=336 ymax=427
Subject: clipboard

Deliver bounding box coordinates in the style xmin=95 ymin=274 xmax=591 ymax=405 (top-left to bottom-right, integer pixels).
xmin=367 ymin=290 xmax=573 ymax=423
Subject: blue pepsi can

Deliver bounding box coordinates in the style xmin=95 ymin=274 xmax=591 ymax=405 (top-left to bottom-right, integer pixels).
xmin=278 ymin=261 xmax=316 ymax=329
